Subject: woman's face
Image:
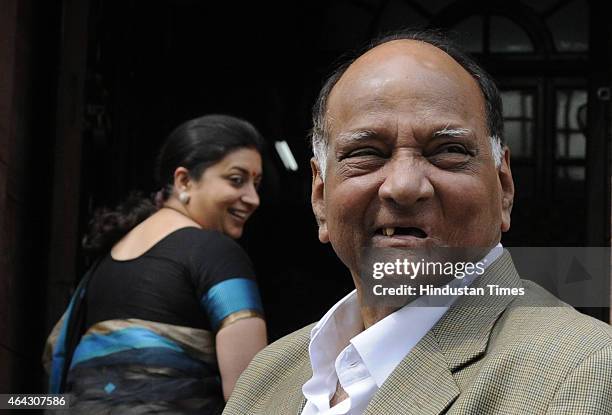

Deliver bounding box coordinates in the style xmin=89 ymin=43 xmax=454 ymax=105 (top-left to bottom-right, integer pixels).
xmin=187 ymin=147 xmax=262 ymax=238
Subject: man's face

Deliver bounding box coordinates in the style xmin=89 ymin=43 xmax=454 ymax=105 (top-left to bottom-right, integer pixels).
xmin=311 ymin=40 xmax=514 ymax=274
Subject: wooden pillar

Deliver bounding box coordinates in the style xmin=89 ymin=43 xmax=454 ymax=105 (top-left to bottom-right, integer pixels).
xmin=0 ymin=0 xmax=87 ymax=393
xmin=0 ymin=0 xmax=63 ymax=392
xmin=0 ymin=0 xmax=19 ymax=392
xmin=45 ymin=0 xmax=91 ymax=336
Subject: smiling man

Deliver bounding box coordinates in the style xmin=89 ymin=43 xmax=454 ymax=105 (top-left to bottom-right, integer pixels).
xmin=224 ymin=30 xmax=612 ymax=415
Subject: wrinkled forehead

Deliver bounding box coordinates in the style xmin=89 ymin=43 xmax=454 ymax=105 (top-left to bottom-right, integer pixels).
xmin=326 ymin=40 xmax=486 ymax=138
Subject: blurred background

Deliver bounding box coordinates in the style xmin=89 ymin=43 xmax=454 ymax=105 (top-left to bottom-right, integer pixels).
xmin=1 ymin=0 xmax=610 ymax=396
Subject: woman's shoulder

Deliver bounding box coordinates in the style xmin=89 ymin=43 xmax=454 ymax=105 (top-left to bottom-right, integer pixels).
xmin=169 ymin=227 xmax=241 ymax=247
xmin=164 ymin=227 xmax=250 ymax=263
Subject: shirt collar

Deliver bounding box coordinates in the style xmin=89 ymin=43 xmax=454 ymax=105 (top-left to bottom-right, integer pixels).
xmin=303 ymin=290 xmax=363 ymax=408
xmin=351 ymin=243 xmax=503 ymax=385
xmin=304 ymin=244 xmax=503 ymax=394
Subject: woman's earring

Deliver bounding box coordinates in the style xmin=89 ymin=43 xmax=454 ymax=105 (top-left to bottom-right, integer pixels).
xmin=178 ymin=191 xmax=190 ymax=205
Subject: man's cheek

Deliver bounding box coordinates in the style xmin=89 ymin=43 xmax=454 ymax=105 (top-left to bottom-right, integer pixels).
xmin=328 ymin=218 xmax=361 ymax=261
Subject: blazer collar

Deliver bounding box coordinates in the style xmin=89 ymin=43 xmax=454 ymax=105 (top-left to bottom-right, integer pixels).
xmin=432 ymin=250 xmax=521 ymax=371
xmin=365 ymin=250 xmax=521 ymax=415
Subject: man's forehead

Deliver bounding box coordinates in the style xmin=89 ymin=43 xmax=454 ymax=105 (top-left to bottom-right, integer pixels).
xmin=333 ymin=39 xmax=476 ymax=99
xmin=356 ymin=39 xmax=458 ymax=69
xmin=325 ymin=39 xmax=485 ymax=137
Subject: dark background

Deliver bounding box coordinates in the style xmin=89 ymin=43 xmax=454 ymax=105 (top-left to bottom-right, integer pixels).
xmin=1 ymin=0 xmax=610 ymax=396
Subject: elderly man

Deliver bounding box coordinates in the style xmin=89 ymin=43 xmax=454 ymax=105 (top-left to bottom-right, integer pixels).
xmin=224 ymin=31 xmax=612 ymax=415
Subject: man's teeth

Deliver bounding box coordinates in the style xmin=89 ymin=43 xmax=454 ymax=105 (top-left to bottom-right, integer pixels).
xmin=383 ymin=227 xmax=395 ymax=237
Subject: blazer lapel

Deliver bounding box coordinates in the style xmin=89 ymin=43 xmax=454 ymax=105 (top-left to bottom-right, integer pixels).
xmin=364 ymin=250 xmax=521 ymax=415
xmin=365 ymin=330 xmax=460 ymax=415
xmin=432 ymin=250 xmax=522 ymax=373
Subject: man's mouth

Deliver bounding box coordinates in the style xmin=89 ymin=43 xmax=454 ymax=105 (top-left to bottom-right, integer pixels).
xmin=377 ymin=227 xmax=428 ymax=238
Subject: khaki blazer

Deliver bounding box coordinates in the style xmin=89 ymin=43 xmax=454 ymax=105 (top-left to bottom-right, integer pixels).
xmin=225 ymin=251 xmax=612 ymax=414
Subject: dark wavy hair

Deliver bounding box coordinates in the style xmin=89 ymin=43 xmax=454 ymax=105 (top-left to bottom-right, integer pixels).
xmin=82 ymin=114 xmax=265 ymax=256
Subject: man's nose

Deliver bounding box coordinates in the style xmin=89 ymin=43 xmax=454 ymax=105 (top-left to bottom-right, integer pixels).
xmin=378 ymin=157 xmax=434 ymax=207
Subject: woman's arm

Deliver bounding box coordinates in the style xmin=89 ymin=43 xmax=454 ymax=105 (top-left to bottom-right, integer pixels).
xmin=216 ymin=316 xmax=267 ymax=401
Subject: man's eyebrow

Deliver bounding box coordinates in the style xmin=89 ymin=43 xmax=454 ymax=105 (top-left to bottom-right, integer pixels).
xmin=336 ymin=129 xmax=378 ymax=143
xmin=432 ymin=127 xmax=472 ymax=138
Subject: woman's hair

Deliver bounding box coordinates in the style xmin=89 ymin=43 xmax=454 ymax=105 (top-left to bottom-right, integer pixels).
xmin=82 ymin=114 xmax=265 ymax=256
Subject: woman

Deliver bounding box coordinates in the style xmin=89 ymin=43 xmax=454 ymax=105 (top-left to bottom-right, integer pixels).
xmin=44 ymin=114 xmax=268 ymax=414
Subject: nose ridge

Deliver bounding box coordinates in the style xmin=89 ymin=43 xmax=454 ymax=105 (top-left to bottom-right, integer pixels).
xmin=378 ymin=157 xmax=434 ymax=207
xmin=241 ymin=184 xmax=260 ymax=209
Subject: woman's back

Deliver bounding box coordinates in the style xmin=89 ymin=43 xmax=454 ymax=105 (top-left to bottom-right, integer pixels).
xmin=66 ymin=225 xmax=260 ymax=414
xmin=88 ymin=226 xmax=219 ymax=329
xmin=45 ymin=114 xmax=268 ymax=412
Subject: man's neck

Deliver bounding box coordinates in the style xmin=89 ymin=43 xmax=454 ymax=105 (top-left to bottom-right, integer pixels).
xmin=359 ymin=304 xmax=399 ymax=329
xmin=330 ymin=381 xmax=349 ymax=407
xmin=352 ymin=244 xmax=504 ymax=329
xmin=354 ymin=276 xmax=405 ymax=329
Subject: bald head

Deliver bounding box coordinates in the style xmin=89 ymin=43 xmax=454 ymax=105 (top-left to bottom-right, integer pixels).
xmin=334 ymin=39 xmax=480 ymax=96
xmin=311 ymin=31 xmax=504 ymax=178
xmin=327 ymin=40 xmax=487 ymax=144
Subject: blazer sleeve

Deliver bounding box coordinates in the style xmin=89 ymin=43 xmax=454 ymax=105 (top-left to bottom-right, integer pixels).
xmin=546 ymin=345 xmax=612 ymax=414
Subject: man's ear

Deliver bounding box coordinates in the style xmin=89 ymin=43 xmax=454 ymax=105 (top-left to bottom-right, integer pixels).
xmin=310 ymin=158 xmax=329 ymax=243
xmin=499 ymin=147 xmax=514 ymax=233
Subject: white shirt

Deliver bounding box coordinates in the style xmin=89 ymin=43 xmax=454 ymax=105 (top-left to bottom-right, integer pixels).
xmin=301 ymin=244 xmax=503 ymax=415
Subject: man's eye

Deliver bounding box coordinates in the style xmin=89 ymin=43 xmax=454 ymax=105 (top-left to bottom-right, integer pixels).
xmin=428 ymin=143 xmax=473 ymax=169
xmin=438 ymin=144 xmax=469 ymax=154
xmin=345 ymin=148 xmax=382 ymax=158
